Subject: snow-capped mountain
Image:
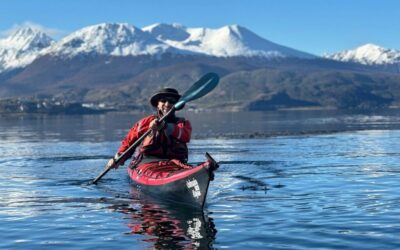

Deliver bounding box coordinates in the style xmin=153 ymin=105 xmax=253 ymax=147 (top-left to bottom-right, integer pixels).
xmin=0 ymin=27 xmax=54 ymax=72
xmin=324 ymin=43 xmax=400 ymax=65
xmin=144 ymin=23 xmax=316 ymax=58
xmin=44 ymin=23 xmax=185 ymax=57
xmin=0 ymin=22 xmax=317 ymax=73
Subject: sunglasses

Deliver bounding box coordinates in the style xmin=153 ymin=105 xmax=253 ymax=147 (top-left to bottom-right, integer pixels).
xmin=159 ymin=97 xmax=178 ymax=104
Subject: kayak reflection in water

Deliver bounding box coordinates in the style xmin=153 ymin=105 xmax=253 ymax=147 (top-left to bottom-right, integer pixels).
xmin=107 ymin=87 xmax=192 ymax=169
xmin=123 ymin=189 xmax=217 ymax=249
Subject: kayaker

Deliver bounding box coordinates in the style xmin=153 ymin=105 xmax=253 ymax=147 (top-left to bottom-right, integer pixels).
xmin=106 ymin=88 xmax=192 ymax=169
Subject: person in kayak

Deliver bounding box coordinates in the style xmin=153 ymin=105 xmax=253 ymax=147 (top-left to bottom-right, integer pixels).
xmin=107 ymin=88 xmax=192 ymax=169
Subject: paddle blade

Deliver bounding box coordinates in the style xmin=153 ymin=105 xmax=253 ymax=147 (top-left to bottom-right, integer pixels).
xmin=174 ymin=72 xmax=219 ymax=110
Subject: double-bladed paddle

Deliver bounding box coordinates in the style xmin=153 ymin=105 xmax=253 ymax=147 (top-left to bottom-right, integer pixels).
xmin=92 ymin=72 xmax=219 ymax=184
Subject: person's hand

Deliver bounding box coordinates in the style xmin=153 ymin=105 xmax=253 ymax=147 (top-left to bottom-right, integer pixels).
xmin=149 ymin=119 xmax=165 ymax=132
xmin=106 ymin=158 xmax=119 ymax=169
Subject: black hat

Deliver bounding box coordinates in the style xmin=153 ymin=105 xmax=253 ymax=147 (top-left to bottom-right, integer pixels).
xmin=149 ymin=88 xmax=184 ymax=110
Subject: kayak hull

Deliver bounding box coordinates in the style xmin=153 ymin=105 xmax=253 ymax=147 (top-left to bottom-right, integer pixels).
xmin=128 ymin=154 xmax=218 ymax=209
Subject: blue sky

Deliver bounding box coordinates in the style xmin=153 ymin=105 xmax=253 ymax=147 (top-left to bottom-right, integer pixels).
xmin=1 ymin=0 xmax=399 ymax=55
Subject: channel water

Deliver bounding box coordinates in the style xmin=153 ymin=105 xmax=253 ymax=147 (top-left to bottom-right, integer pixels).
xmin=1 ymin=109 xmax=400 ymax=249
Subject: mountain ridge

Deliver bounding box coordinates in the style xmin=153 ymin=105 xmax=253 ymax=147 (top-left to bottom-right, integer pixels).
xmin=2 ymin=22 xmax=399 ymax=73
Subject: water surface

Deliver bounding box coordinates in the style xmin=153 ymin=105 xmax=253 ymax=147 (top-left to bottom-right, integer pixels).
xmin=1 ymin=110 xmax=400 ymax=249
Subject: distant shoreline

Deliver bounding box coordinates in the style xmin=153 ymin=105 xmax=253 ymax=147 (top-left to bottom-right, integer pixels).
xmin=2 ymin=102 xmax=399 ymax=116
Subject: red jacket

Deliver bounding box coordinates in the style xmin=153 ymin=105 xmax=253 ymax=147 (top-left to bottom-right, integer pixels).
xmin=118 ymin=114 xmax=192 ymax=162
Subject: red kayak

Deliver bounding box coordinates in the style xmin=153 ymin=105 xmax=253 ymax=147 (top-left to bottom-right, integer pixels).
xmin=128 ymin=153 xmax=218 ymax=209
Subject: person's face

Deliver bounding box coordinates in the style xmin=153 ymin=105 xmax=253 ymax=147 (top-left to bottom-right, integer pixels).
xmin=157 ymin=97 xmax=177 ymax=114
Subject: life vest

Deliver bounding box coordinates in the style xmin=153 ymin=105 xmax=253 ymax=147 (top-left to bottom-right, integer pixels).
xmin=139 ymin=116 xmax=189 ymax=162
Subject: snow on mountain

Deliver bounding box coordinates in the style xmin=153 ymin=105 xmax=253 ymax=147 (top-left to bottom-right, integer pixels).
xmin=0 ymin=27 xmax=54 ymax=72
xmin=0 ymin=22 xmax=317 ymax=73
xmin=143 ymin=23 xmax=190 ymax=42
xmin=144 ymin=23 xmax=316 ymax=58
xmin=44 ymin=23 xmax=183 ymax=57
xmin=324 ymin=43 xmax=400 ymax=65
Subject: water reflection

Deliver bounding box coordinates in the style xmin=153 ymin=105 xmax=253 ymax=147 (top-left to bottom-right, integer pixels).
xmin=109 ymin=188 xmax=217 ymax=249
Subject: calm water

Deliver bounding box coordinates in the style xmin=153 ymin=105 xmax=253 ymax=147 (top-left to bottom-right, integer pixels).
xmin=1 ymin=110 xmax=400 ymax=249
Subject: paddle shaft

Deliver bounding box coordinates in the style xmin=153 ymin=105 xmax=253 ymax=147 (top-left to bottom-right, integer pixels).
xmin=91 ymin=107 xmax=176 ymax=184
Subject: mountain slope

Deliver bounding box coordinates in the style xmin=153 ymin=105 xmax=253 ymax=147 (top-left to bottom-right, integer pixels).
xmin=0 ymin=27 xmax=54 ymax=72
xmin=144 ymin=23 xmax=316 ymax=58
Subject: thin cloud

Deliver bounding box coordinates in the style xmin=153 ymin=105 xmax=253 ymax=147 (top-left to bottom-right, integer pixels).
xmin=0 ymin=21 xmax=66 ymax=39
